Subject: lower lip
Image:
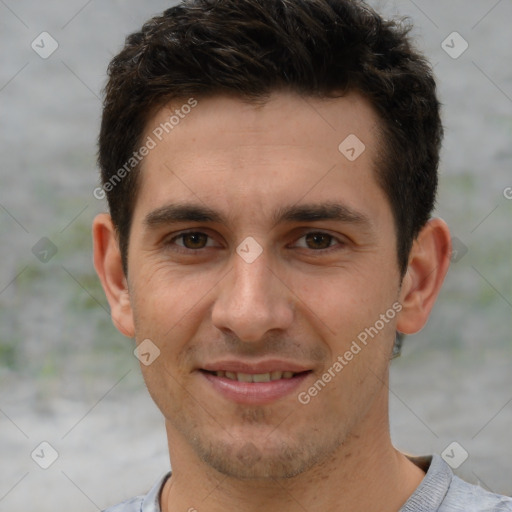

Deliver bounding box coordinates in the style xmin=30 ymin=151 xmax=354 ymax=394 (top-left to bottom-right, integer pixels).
xmin=200 ymin=371 xmax=311 ymax=405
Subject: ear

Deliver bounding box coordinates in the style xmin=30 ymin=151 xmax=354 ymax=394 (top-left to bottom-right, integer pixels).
xmin=396 ymin=217 xmax=452 ymax=335
xmin=92 ymin=213 xmax=135 ymax=338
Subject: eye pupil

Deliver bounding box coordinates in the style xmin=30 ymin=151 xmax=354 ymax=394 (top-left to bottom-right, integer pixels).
xmin=183 ymin=232 xmax=207 ymax=249
xmin=306 ymin=232 xmax=331 ymax=249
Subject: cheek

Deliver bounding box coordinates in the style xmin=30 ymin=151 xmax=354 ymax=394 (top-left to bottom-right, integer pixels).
xmin=131 ymin=268 xmax=204 ymax=414
xmin=132 ymin=263 xmax=211 ymax=331
xmin=295 ymin=270 xmax=400 ymax=400
xmin=297 ymin=269 xmax=397 ymax=340
xmin=130 ymin=265 xmax=218 ymax=388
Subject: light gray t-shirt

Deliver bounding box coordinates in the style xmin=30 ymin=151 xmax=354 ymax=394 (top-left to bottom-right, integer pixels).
xmin=103 ymin=454 xmax=512 ymax=511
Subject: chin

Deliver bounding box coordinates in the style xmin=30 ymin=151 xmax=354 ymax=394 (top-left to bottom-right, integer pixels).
xmin=192 ymin=434 xmax=338 ymax=480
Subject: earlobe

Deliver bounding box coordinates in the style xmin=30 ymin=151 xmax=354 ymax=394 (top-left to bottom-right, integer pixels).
xmin=92 ymin=213 xmax=135 ymax=338
xmin=396 ymin=218 xmax=452 ymax=335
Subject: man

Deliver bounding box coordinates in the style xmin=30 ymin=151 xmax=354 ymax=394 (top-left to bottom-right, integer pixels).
xmin=92 ymin=0 xmax=512 ymax=510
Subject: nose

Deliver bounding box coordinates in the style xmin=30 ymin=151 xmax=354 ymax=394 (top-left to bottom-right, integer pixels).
xmin=211 ymin=246 xmax=294 ymax=343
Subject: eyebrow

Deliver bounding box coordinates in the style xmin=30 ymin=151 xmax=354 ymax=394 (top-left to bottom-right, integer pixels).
xmin=143 ymin=201 xmax=373 ymax=231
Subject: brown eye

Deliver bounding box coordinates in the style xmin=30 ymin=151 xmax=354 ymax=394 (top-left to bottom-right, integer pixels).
xmin=165 ymin=230 xmax=222 ymax=255
xmin=179 ymin=232 xmax=209 ymax=249
xmin=304 ymin=232 xmax=334 ymax=250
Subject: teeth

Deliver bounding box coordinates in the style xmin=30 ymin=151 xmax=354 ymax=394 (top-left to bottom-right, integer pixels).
xmin=252 ymin=373 xmax=271 ymax=383
xmin=214 ymin=371 xmax=298 ymax=382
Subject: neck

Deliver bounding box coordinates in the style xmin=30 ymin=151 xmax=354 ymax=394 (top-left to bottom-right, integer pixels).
xmin=161 ymin=394 xmax=425 ymax=512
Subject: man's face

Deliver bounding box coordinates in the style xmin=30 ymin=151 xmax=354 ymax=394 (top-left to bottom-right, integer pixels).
xmin=124 ymin=91 xmax=403 ymax=479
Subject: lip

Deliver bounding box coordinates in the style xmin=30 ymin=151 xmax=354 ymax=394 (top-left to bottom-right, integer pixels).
xmin=200 ymin=359 xmax=311 ymax=374
xmin=199 ymin=368 xmax=312 ymax=405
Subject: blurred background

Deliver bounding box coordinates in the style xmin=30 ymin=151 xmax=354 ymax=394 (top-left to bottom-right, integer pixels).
xmin=0 ymin=0 xmax=511 ymax=510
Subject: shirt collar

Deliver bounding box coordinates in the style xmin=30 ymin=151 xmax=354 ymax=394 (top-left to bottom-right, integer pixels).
xmin=400 ymin=454 xmax=453 ymax=511
xmin=141 ymin=454 xmax=453 ymax=511
xmin=141 ymin=471 xmax=171 ymax=512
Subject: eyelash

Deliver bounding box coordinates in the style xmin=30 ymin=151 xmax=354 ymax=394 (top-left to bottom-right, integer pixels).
xmin=165 ymin=230 xmax=346 ymax=255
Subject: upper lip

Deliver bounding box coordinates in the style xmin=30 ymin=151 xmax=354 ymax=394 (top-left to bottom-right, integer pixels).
xmin=200 ymin=360 xmax=312 ymax=374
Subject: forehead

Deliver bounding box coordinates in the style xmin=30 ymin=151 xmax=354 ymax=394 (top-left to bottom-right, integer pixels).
xmin=143 ymin=90 xmax=380 ymax=153
xmin=133 ymin=90 xmax=389 ymax=230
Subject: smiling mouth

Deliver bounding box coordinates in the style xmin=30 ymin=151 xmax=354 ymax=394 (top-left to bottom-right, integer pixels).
xmin=201 ymin=369 xmax=311 ymax=383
